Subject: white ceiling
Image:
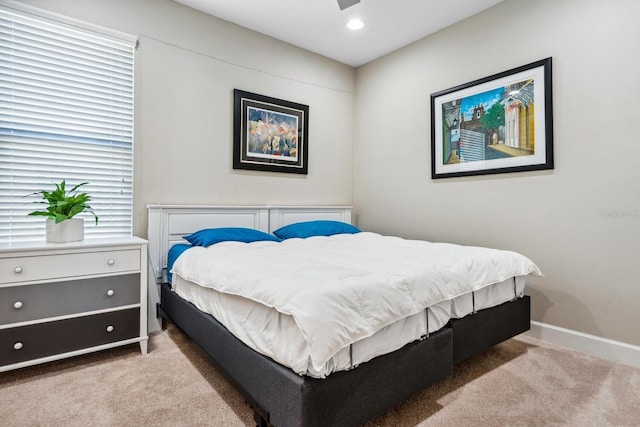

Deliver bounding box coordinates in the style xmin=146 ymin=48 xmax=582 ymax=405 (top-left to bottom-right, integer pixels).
xmin=174 ymin=0 xmax=504 ymax=67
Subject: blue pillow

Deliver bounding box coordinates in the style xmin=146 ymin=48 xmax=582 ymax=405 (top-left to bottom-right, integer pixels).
xmin=184 ymin=227 xmax=280 ymax=247
xmin=273 ymin=220 xmax=360 ymax=239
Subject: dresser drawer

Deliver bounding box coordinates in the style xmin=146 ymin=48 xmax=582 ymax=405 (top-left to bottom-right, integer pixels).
xmin=0 ymin=249 xmax=140 ymax=284
xmin=0 ymin=308 xmax=140 ymax=367
xmin=0 ymin=274 xmax=140 ymax=325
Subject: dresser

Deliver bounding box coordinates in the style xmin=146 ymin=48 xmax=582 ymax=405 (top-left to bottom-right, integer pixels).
xmin=0 ymin=236 xmax=148 ymax=372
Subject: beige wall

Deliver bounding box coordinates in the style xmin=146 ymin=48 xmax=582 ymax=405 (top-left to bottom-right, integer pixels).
xmin=18 ymin=0 xmax=356 ymax=237
xmin=354 ymin=0 xmax=640 ymax=346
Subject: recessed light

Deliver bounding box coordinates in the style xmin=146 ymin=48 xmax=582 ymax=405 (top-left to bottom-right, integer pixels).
xmin=347 ymin=18 xmax=364 ymax=30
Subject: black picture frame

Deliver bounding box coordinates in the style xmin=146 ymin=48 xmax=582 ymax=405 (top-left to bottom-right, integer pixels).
xmin=233 ymin=89 xmax=309 ymax=174
xmin=430 ymin=58 xmax=553 ymax=179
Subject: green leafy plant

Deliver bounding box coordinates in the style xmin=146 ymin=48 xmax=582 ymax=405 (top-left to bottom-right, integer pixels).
xmin=27 ymin=180 xmax=99 ymax=225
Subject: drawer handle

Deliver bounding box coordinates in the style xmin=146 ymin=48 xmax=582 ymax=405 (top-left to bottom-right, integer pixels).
xmin=14 ymin=266 xmax=23 ymax=274
xmin=106 ymin=325 xmax=114 ymax=333
xmin=14 ymin=301 xmax=23 ymax=309
xmin=107 ymin=259 xmax=115 ymax=266
xmin=14 ymin=342 xmax=23 ymax=350
xmin=106 ymin=289 xmax=115 ymax=297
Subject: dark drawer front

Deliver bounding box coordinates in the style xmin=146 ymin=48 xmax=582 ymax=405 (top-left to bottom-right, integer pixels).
xmin=0 ymin=274 xmax=140 ymax=324
xmin=0 ymin=308 xmax=140 ymax=367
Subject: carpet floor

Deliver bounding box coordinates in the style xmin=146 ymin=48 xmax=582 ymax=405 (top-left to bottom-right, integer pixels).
xmin=1 ymin=323 xmax=638 ymax=426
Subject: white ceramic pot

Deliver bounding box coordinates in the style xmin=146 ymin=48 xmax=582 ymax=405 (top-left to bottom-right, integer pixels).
xmin=46 ymin=218 xmax=84 ymax=243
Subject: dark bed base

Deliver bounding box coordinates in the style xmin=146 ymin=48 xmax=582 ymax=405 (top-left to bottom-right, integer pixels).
xmin=160 ymin=282 xmax=530 ymax=427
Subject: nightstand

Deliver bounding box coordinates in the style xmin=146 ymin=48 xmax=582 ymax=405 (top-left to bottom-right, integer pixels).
xmin=0 ymin=236 xmax=148 ymax=372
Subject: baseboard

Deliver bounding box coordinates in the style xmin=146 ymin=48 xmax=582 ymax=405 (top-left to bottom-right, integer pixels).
xmin=524 ymin=321 xmax=640 ymax=369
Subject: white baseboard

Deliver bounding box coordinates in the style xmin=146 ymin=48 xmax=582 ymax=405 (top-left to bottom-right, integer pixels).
xmin=524 ymin=321 xmax=640 ymax=369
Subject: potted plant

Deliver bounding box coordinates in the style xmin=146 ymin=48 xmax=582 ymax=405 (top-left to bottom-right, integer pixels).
xmin=27 ymin=180 xmax=99 ymax=243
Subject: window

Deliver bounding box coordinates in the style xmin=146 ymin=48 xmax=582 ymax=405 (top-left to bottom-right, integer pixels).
xmin=0 ymin=4 xmax=136 ymax=243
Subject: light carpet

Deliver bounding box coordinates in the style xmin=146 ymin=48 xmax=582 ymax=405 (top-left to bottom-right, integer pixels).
xmin=1 ymin=323 xmax=638 ymax=426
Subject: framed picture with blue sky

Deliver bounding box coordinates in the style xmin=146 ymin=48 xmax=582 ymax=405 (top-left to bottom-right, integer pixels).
xmin=430 ymin=58 xmax=553 ymax=179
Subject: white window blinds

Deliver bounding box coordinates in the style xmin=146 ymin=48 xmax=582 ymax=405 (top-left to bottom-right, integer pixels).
xmin=0 ymin=4 xmax=136 ymax=243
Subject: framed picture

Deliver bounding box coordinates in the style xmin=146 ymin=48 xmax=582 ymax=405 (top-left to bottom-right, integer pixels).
xmin=430 ymin=57 xmax=553 ymax=179
xmin=233 ymin=89 xmax=309 ymax=174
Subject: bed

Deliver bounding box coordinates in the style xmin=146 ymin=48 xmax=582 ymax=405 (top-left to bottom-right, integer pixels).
xmin=147 ymin=205 xmax=539 ymax=427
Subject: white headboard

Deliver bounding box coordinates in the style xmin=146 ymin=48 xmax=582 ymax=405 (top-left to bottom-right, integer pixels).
xmin=146 ymin=204 xmax=352 ymax=332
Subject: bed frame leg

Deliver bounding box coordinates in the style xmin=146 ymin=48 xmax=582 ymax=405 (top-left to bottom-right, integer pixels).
xmin=156 ymin=303 xmax=169 ymax=330
xmin=247 ymin=400 xmax=270 ymax=427
xmin=253 ymin=409 xmax=269 ymax=427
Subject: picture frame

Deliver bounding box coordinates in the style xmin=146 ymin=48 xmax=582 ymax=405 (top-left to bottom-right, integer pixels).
xmin=430 ymin=58 xmax=553 ymax=179
xmin=233 ymin=89 xmax=309 ymax=174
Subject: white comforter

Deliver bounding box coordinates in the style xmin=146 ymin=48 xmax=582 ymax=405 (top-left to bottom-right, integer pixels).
xmin=172 ymin=232 xmax=541 ymax=374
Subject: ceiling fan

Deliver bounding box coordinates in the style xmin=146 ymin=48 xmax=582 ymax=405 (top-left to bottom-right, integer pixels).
xmin=337 ymin=0 xmax=361 ymax=11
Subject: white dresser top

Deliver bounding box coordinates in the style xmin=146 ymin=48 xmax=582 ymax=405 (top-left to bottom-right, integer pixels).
xmin=0 ymin=236 xmax=148 ymax=254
